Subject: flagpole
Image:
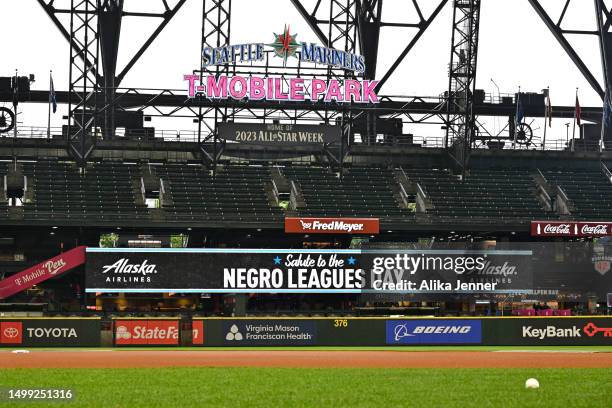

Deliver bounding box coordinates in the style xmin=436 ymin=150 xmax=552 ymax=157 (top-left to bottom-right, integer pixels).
xmin=47 ymin=70 xmax=52 ymax=140
xmin=513 ymin=86 xmax=520 ymax=149
xmin=542 ymin=87 xmax=548 ymax=151
xmin=602 ymin=89 xmax=608 ymax=153
xmin=571 ymin=88 xmax=577 ymax=152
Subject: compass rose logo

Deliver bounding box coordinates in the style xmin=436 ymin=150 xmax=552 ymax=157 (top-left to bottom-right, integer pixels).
xmin=269 ymin=25 xmax=299 ymax=65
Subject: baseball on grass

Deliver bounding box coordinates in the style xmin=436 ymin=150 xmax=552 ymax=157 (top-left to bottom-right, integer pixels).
xmin=525 ymin=378 xmax=540 ymax=389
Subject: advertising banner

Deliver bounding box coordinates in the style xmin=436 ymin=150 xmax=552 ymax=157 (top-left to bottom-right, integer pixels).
xmin=482 ymin=317 xmax=612 ymax=346
xmin=218 ymin=123 xmax=341 ymax=145
xmin=85 ymin=247 xmax=534 ymax=296
xmin=0 ymin=246 xmax=86 ymax=299
xmin=531 ymin=221 xmax=612 ymax=237
xmin=385 ymin=319 xmax=482 ymax=345
xmin=0 ymin=318 xmax=100 ymax=347
xmin=113 ymin=319 xmax=180 ymax=346
xmin=192 ymin=318 xmax=385 ymax=346
xmin=285 ymin=217 xmax=380 ymax=234
xmin=193 ymin=317 xmax=612 ymax=347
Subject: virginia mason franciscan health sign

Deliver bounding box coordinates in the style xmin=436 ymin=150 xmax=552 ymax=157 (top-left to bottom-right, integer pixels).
xmin=184 ymin=25 xmax=379 ymax=103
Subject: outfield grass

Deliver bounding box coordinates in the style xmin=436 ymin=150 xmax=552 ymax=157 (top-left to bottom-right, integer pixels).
xmin=0 ymin=367 xmax=611 ymax=407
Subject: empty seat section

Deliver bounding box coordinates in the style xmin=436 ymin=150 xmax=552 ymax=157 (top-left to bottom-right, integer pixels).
xmin=157 ymin=164 xmax=283 ymax=222
xmin=283 ymin=166 xmax=410 ymax=221
xmin=405 ymin=168 xmax=551 ymax=222
xmin=543 ymin=170 xmax=612 ymax=220
xmin=21 ymin=160 xmax=148 ymax=221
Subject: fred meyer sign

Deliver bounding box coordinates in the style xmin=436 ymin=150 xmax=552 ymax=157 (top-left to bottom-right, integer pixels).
xmin=219 ymin=123 xmax=341 ymax=145
xmin=285 ymin=217 xmax=380 ymax=234
xmin=531 ymin=221 xmax=612 ymax=237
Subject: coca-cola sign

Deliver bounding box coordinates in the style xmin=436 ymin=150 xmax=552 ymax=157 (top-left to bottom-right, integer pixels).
xmin=531 ymin=221 xmax=612 ymax=237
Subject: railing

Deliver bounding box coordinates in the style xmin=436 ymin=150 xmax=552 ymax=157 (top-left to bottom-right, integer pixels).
xmin=5 ymin=125 xmax=612 ymax=153
xmin=554 ymin=185 xmax=573 ymax=215
xmin=601 ymin=161 xmax=612 ymax=184
xmin=289 ymin=180 xmax=304 ymax=210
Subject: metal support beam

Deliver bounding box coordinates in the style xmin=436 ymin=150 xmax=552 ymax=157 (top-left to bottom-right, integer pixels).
xmin=445 ymin=0 xmax=481 ymax=173
xmin=289 ymin=0 xmax=330 ymax=45
xmin=528 ymin=0 xmax=605 ymax=99
xmin=375 ymin=0 xmax=448 ymax=92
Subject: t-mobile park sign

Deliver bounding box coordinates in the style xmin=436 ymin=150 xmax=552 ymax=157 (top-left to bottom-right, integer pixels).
xmin=184 ymin=25 xmax=378 ymax=104
xmin=285 ymin=217 xmax=380 ymax=234
xmin=531 ymin=221 xmax=612 ymax=237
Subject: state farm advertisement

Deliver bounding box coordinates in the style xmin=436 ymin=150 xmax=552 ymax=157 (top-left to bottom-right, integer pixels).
xmin=285 ymin=217 xmax=379 ymax=234
xmin=0 ymin=318 xmax=100 ymax=347
xmin=531 ymin=221 xmax=612 ymax=237
xmin=0 ymin=246 xmax=86 ymax=299
xmin=114 ymin=319 xmax=180 ymax=346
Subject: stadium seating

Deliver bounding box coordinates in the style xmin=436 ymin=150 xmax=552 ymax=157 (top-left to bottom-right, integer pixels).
xmin=6 ymin=161 xmax=612 ymax=225
xmin=543 ymin=169 xmax=612 ymax=220
xmin=157 ymin=164 xmax=284 ymax=223
xmin=405 ymin=168 xmax=552 ymax=222
xmin=281 ymin=166 xmax=412 ymax=220
xmin=21 ymin=160 xmax=149 ymax=221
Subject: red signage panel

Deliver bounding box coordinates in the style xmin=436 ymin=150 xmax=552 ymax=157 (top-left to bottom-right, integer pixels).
xmin=0 ymin=321 xmax=23 ymax=344
xmin=285 ymin=217 xmax=380 ymax=234
xmin=192 ymin=320 xmax=204 ymax=345
xmin=0 ymin=246 xmax=86 ymax=300
xmin=531 ymin=221 xmax=612 ymax=237
xmin=114 ymin=320 xmax=180 ymax=346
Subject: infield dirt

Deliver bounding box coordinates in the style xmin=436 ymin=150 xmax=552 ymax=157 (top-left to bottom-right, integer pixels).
xmin=1 ymin=350 xmax=611 ymax=369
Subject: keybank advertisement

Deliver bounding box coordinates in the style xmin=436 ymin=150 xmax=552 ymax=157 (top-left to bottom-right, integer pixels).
xmin=483 ymin=317 xmax=612 ymax=346
xmin=0 ymin=318 xmax=101 ymax=347
xmin=386 ymin=319 xmax=482 ymax=345
xmin=85 ymin=247 xmax=536 ymax=295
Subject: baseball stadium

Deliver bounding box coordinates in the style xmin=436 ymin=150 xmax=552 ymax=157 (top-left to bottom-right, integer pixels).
xmin=0 ymin=0 xmax=611 ymax=407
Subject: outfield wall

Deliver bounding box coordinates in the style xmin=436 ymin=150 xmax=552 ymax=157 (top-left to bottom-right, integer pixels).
xmin=0 ymin=317 xmax=100 ymax=347
xmin=192 ymin=317 xmax=612 ymax=347
xmin=1 ymin=316 xmax=610 ymax=347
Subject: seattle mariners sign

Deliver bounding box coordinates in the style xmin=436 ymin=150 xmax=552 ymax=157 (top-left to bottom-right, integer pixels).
xmin=184 ymin=25 xmax=379 ymax=104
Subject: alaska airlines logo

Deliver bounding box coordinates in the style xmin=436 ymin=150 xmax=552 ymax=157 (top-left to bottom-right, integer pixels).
xmin=101 ymin=258 xmax=158 ymax=275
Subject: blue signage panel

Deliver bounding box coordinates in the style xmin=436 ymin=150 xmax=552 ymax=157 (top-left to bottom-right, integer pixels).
xmin=386 ymin=319 xmax=482 ymax=345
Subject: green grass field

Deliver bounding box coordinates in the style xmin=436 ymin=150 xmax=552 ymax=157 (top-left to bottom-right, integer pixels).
xmin=0 ymin=366 xmax=611 ymax=407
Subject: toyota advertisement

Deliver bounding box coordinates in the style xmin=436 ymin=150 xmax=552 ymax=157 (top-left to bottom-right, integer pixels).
xmin=0 ymin=318 xmax=100 ymax=347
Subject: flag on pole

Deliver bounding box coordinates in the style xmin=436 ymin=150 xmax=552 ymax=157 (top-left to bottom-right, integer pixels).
xmin=546 ymin=92 xmax=552 ymax=127
xmin=575 ymin=94 xmax=581 ymax=127
xmin=516 ymin=92 xmax=524 ymax=126
xmin=49 ymin=74 xmax=57 ymax=114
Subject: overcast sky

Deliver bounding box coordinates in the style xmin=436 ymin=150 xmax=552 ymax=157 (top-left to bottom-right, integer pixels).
xmin=0 ymin=0 xmax=603 ymax=143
